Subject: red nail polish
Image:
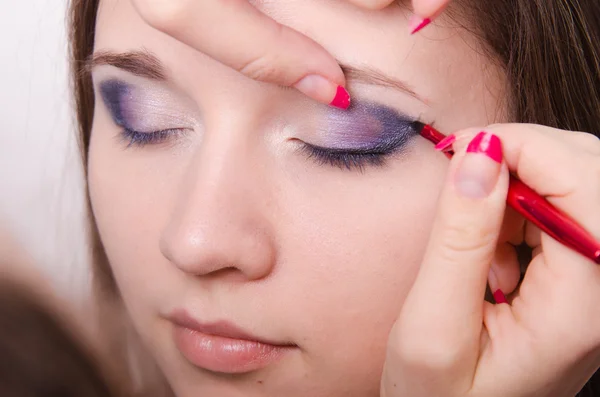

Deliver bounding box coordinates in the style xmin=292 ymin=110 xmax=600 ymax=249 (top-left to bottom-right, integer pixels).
xmin=411 ymin=17 xmax=431 ymax=35
xmin=493 ymin=289 xmax=508 ymax=304
xmin=434 ymin=134 xmax=456 ymax=151
xmin=467 ymin=132 xmax=503 ymax=163
xmin=330 ymin=85 xmax=351 ymax=110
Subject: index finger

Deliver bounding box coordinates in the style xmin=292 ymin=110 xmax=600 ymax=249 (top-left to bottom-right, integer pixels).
xmin=130 ymin=0 xmax=348 ymax=108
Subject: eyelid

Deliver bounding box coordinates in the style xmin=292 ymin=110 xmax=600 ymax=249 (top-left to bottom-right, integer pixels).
xmin=293 ymin=100 xmax=421 ymax=171
xmin=307 ymin=101 xmax=417 ymax=150
xmin=98 ymin=78 xmax=198 ymax=133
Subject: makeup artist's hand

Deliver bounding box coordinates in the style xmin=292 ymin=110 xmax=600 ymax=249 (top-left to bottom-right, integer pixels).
xmin=382 ymin=126 xmax=600 ymax=397
xmin=410 ymin=0 xmax=451 ymax=32
xmin=129 ymin=0 xmax=445 ymax=108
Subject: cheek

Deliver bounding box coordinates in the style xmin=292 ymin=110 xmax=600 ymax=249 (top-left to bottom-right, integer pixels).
xmin=87 ymin=119 xmax=183 ymax=314
xmin=274 ymin=146 xmax=446 ymax=362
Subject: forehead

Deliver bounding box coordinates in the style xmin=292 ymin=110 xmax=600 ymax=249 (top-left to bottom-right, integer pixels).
xmin=94 ymin=0 xmax=507 ymax=129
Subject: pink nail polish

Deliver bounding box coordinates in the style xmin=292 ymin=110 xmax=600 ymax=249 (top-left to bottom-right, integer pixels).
xmin=493 ymin=289 xmax=508 ymax=304
xmin=434 ymin=134 xmax=456 ymax=151
xmin=466 ymin=132 xmax=503 ymax=163
xmin=409 ymin=15 xmax=431 ymax=35
xmin=330 ymin=85 xmax=351 ymax=109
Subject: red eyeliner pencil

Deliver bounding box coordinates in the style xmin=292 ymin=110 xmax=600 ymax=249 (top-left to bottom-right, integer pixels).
xmin=417 ymin=123 xmax=600 ymax=265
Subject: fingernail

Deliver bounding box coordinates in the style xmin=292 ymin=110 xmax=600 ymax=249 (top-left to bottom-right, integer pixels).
xmin=409 ymin=14 xmax=432 ymax=34
xmin=454 ymin=131 xmax=503 ymax=198
xmin=435 ymin=134 xmax=456 ymax=151
xmin=294 ymin=75 xmax=351 ymax=110
xmin=467 ymin=132 xmax=503 ymax=163
xmin=493 ymin=289 xmax=508 ymax=304
xmin=330 ymin=85 xmax=351 ymax=109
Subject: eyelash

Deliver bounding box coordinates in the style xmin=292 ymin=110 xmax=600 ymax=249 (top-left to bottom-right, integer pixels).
xmin=300 ymin=120 xmax=421 ymax=172
xmin=299 ymin=143 xmax=395 ymax=172
xmin=119 ymin=128 xmax=185 ymax=148
xmin=119 ymin=121 xmax=419 ymax=171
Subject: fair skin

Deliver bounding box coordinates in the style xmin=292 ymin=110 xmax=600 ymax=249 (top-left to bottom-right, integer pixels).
xmin=89 ymin=1 xmax=600 ymax=396
xmin=130 ymin=0 xmax=450 ymax=106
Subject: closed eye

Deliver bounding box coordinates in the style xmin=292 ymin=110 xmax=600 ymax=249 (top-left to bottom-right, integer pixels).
xmin=298 ymin=103 xmax=422 ymax=172
xmin=118 ymin=127 xmax=187 ymax=148
xmin=298 ymin=124 xmax=417 ymax=172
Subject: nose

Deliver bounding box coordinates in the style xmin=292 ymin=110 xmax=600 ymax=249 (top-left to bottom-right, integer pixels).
xmin=160 ymin=129 xmax=277 ymax=281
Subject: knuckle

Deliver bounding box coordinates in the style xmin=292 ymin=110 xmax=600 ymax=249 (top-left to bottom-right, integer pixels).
xmin=237 ymin=24 xmax=287 ymax=83
xmin=238 ymin=55 xmax=283 ymax=82
xmin=573 ymin=131 xmax=600 ymax=154
xmin=436 ymin=215 xmax=497 ymax=260
xmin=579 ymin=156 xmax=600 ymax=191
xmin=133 ymin=0 xmax=192 ymax=32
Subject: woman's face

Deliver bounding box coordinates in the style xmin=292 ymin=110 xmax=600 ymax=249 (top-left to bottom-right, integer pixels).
xmin=89 ymin=1 xmax=506 ymax=396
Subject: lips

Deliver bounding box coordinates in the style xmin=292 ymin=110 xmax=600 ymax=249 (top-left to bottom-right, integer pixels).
xmin=169 ymin=311 xmax=295 ymax=374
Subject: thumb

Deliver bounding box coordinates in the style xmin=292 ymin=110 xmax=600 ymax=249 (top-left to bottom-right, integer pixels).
xmin=131 ymin=0 xmax=350 ymax=108
xmin=396 ymin=131 xmax=509 ymax=373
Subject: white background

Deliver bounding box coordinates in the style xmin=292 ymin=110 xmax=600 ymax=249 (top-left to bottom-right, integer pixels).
xmin=0 ymin=0 xmax=89 ymax=298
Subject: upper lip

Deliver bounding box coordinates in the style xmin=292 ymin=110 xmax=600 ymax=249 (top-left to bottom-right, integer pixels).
xmin=168 ymin=310 xmax=294 ymax=347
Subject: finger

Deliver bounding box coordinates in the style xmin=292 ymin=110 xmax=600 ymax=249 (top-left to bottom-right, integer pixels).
xmin=483 ymin=124 xmax=600 ymax=241
xmin=410 ymin=0 xmax=451 ymax=33
xmin=466 ymin=124 xmax=600 ymax=346
xmin=524 ymin=221 xmax=542 ymax=249
xmin=559 ymin=130 xmax=600 ymax=155
xmin=131 ymin=0 xmax=349 ymax=108
xmin=494 ymin=123 xmax=600 ymax=155
xmin=488 ymin=242 xmax=521 ymax=296
xmin=412 ymin=0 xmax=451 ymax=16
xmin=488 ymin=208 xmax=523 ymax=297
xmin=393 ymin=132 xmax=509 ymax=392
xmin=345 ymin=0 xmax=396 ymax=10
xmin=499 ymin=207 xmax=525 ymax=246
xmin=452 ymin=125 xmax=600 ymax=240
xmin=452 ymin=124 xmax=600 ymax=156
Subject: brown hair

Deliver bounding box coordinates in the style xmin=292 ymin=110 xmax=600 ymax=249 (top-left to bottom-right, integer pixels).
xmin=68 ymin=0 xmax=600 ymax=395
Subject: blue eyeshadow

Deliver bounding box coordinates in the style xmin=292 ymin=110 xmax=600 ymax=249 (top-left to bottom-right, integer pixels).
xmin=99 ymin=79 xmax=131 ymax=127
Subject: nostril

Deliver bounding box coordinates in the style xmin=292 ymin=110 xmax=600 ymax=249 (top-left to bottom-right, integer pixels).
xmin=159 ymin=222 xmax=276 ymax=281
xmin=158 ymin=160 xmax=277 ymax=281
xmin=202 ymin=267 xmax=247 ymax=282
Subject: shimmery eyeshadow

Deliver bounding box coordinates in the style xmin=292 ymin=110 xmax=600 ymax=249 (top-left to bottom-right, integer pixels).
xmin=317 ymin=101 xmax=416 ymax=150
xmin=98 ymin=79 xmax=197 ymax=134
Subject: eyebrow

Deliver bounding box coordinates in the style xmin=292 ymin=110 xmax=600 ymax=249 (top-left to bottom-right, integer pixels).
xmin=339 ymin=64 xmax=420 ymax=101
xmin=88 ymin=50 xmax=421 ymax=101
xmin=88 ymin=50 xmax=166 ymax=80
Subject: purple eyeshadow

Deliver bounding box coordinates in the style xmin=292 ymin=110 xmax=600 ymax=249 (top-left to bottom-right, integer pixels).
xmin=98 ymin=78 xmax=416 ymax=163
xmin=321 ymin=101 xmax=417 ymax=151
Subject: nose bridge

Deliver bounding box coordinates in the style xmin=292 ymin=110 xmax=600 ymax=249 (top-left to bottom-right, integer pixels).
xmin=160 ymin=121 xmax=276 ymax=280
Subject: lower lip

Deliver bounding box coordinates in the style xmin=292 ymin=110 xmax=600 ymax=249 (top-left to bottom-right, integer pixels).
xmin=173 ymin=326 xmax=292 ymax=374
